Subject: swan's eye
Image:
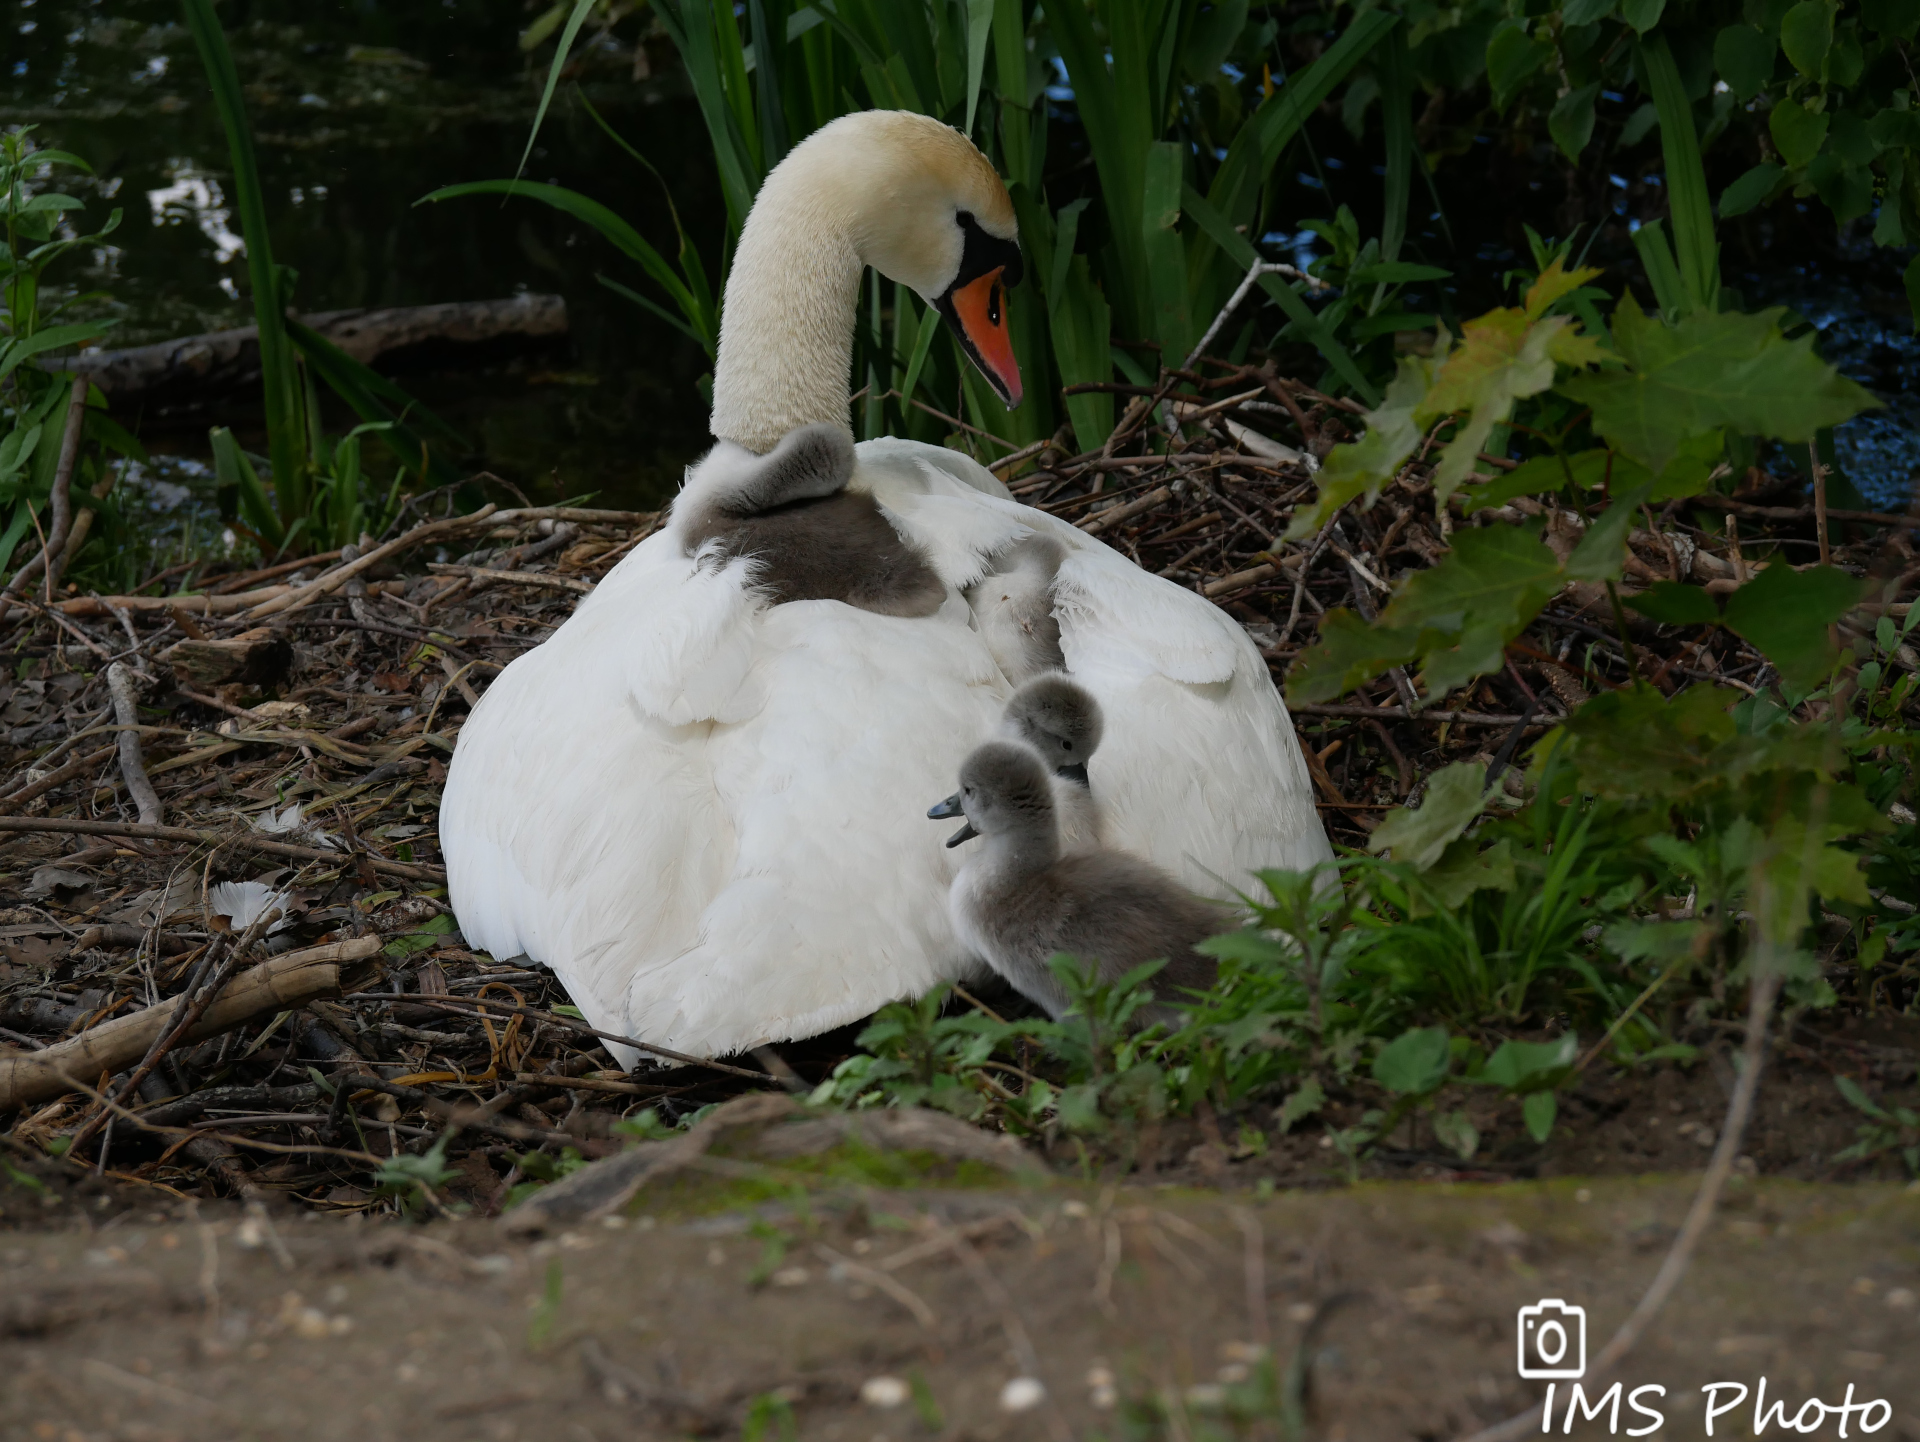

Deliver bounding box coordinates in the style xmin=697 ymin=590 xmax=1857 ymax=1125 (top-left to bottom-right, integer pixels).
xmin=1061 ymin=739 xmax=1071 ymax=750
xmin=988 ymin=285 xmax=1002 ymax=326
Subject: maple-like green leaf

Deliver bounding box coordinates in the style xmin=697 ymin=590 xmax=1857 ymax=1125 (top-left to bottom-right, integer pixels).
xmin=1524 ymin=260 xmax=1604 ymax=320
xmin=1285 ymin=351 xmax=1439 ymax=537
xmin=1285 ymin=607 xmax=1421 ymax=703
xmin=1544 ymin=682 xmax=1835 ymax=807
xmin=1385 ymin=524 xmax=1566 ymax=690
xmin=1423 ymin=310 xmax=1568 ymax=498
xmin=1722 ymin=563 xmax=1865 ymax=691
xmin=1627 ymin=579 xmax=1721 ymax=626
xmin=1556 ymin=300 xmax=1880 ymax=472
xmin=1369 ymin=761 xmax=1490 ymax=870
xmin=1420 ymin=836 xmax=1517 ymax=911
xmin=1290 ymin=525 xmax=1567 ymax=703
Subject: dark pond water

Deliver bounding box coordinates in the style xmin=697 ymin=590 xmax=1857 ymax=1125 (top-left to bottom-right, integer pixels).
xmin=6 ymin=0 xmax=726 ymax=528
xmin=9 ymin=0 xmax=1916 ymax=557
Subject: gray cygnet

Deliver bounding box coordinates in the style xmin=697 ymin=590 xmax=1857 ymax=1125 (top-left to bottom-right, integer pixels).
xmin=967 ymin=533 xmax=1066 ymax=683
xmin=943 ymin=739 xmax=1224 ymax=1022
xmin=676 ymin=422 xmax=945 ymax=617
xmin=930 ymin=673 xmax=1103 ymax=852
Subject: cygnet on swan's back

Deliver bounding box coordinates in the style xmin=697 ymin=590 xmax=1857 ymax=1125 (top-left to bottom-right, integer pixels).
xmin=930 ymin=673 xmax=1105 ymax=852
xmin=945 ymin=740 xmax=1225 ymax=1022
xmin=674 ymin=422 xmax=946 ymax=617
xmin=966 ymin=533 xmax=1065 ymax=682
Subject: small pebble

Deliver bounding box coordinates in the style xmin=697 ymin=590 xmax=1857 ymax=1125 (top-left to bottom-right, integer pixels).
xmin=1574 ymin=1188 xmax=1592 ymax=1203
xmin=1287 ymin=1302 xmax=1316 ymax=1323
xmin=1061 ymin=1200 xmax=1090 ymax=1219
xmin=1184 ymin=1384 xmax=1226 ymax=1408
xmin=1885 ymin=1287 xmax=1915 ymax=1310
xmin=999 ymin=1377 xmax=1046 ymax=1412
xmin=770 ymin=1266 xmax=809 ymax=1287
xmin=860 ymin=1376 xmax=909 ymax=1409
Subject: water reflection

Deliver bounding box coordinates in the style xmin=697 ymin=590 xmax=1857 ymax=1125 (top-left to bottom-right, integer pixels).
xmin=5 ymin=0 xmax=725 ymax=511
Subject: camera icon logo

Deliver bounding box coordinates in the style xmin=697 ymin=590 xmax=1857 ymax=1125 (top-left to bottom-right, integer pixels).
xmin=1516 ymin=1299 xmax=1586 ymax=1380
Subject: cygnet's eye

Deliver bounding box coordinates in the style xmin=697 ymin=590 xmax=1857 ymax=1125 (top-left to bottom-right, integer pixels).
xmin=1061 ymin=738 xmax=1071 ymax=750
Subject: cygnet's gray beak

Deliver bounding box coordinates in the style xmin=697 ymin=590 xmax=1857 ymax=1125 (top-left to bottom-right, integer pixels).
xmin=927 ymin=793 xmax=979 ymax=847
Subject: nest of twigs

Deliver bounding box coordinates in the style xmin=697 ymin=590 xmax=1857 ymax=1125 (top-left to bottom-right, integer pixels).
xmin=1 ymin=355 xmax=1914 ymax=1212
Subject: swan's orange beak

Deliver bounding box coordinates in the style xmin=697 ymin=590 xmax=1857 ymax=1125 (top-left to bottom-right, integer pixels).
xmin=942 ymin=267 xmax=1023 ymax=409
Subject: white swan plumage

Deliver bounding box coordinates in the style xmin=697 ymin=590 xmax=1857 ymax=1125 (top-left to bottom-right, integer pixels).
xmin=441 ymin=110 xmax=1331 ymax=1063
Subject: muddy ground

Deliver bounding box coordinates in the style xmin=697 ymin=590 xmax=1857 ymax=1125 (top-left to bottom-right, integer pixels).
xmin=4 ymin=1133 xmax=1918 ymax=1442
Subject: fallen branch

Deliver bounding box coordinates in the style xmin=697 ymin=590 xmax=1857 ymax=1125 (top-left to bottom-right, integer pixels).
xmin=0 ymin=816 xmax=444 ymax=880
xmin=58 ymin=294 xmax=568 ymax=398
xmin=424 ymin=562 xmax=595 ymax=594
xmin=1289 ymin=702 xmax=1550 ymax=725
xmin=106 ymin=663 xmax=164 ymax=825
xmin=0 ymin=935 xmax=382 ymax=1111
xmin=241 ymin=506 xmax=499 ymax=621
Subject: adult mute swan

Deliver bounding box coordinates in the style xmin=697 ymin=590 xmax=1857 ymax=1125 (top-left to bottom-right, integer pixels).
xmin=441 ymin=109 xmax=1330 ymax=1063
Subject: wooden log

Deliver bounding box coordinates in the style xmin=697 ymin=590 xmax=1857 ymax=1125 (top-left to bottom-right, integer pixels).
xmin=50 ymin=294 xmax=567 ymax=399
xmin=159 ymin=625 xmax=294 ymax=688
xmin=0 ymin=936 xmax=382 ymax=1111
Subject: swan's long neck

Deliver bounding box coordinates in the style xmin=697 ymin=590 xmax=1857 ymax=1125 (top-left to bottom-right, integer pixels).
xmin=708 ymin=170 xmax=862 ymax=456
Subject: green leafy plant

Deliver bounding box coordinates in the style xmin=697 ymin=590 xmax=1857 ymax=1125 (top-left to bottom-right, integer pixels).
xmin=1833 ymin=1075 xmax=1920 ymax=1176
xmin=371 ymin=1135 xmax=462 ymax=1216
xmin=1 ymin=128 xmax=139 ymax=589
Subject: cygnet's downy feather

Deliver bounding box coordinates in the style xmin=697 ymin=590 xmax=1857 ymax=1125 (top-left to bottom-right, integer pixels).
xmin=966 ymin=533 xmax=1065 ymax=683
xmin=932 ymin=673 xmax=1104 ymax=853
xmin=944 ymin=740 xmax=1225 ymax=1022
xmin=675 ymin=422 xmax=945 ymax=617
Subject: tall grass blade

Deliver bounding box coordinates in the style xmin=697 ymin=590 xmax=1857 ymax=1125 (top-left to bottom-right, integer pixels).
xmin=1207 ymin=10 xmax=1398 ymax=230
xmin=1379 ymin=26 xmax=1414 ymax=264
xmin=1142 ymin=142 xmax=1193 ymax=365
xmin=964 ymin=0 xmax=995 ymax=137
xmin=747 ymin=0 xmax=790 ymax=168
xmin=654 ymin=0 xmax=764 ymax=232
xmin=513 ymin=0 xmax=597 ymax=184
xmin=420 ymin=180 xmax=713 ymax=353
xmin=991 ymin=0 xmax=1035 ymax=188
xmin=1049 ymin=0 xmax=1146 ymax=335
xmin=286 ymin=323 xmax=465 ymax=487
xmin=1637 ymin=34 xmax=1719 ymax=313
xmin=900 ymin=295 xmax=941 ymax=410
xmin=572 ymin=91 xmax=719 ymax=340
xmin=180 ymin=0 xmax=306 ymax=524
xmin=1629 ymin=219 xmax=1690 ymax=318
xmin=210 ymin=425 xmax=284 ymax=549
